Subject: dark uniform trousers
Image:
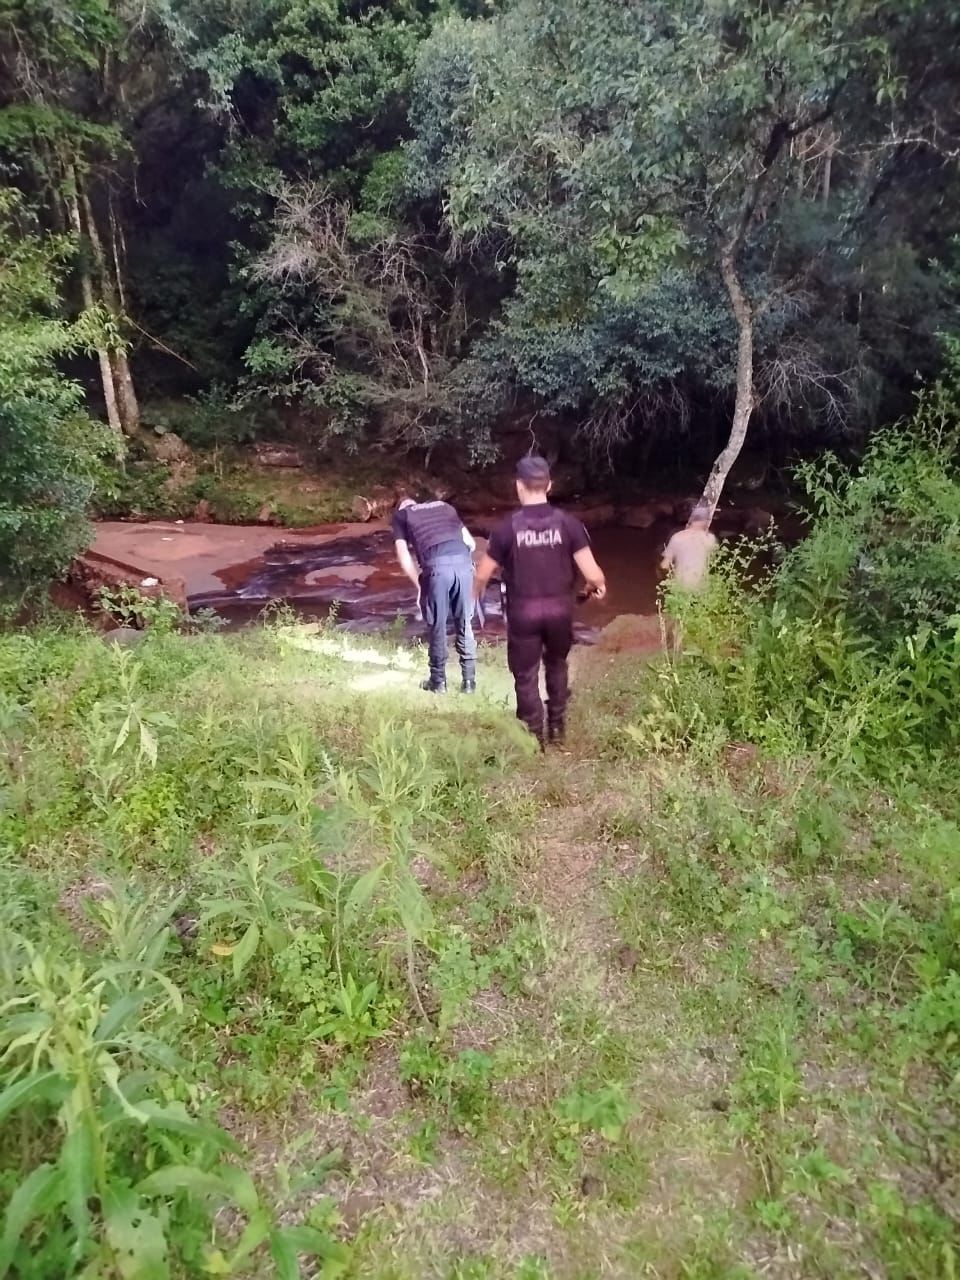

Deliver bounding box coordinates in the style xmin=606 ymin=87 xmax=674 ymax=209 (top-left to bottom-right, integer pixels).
xmin=506 ymin=596 xmax=573 ymax=740
xmin=420 ymin=555 xmax=477 ymax=685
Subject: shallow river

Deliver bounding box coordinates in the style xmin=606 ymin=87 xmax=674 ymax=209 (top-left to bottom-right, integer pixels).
xmin=92 ymin=515 xmax=681 ymax=644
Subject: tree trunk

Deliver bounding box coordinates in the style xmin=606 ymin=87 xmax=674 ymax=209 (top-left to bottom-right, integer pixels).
xmin=81 ymin=186 xmax=142 ymax=436
xmin=698 ymin=249 xmax=754 ymax=522
xmin=96 ymin=347 xmax=125 ymax=446
xmin=111 ymin=350 xmax=142 ymax=436
xmin=65 ymin=173 xmax=125 ymax=450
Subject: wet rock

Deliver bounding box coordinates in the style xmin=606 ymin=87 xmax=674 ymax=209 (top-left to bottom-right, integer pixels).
xmin=101 ymin=626 xmax=146 ymax=648
xmin=572 ymin=503 xmax=616 ymax=528
xmin=743 ymin=507 xmax=775 ymax=535
xmin=730 ymin=456 xmax=768 ymax=491
xmin=254 ymin=443 xmax=304 ymax=468
xmin=620 ymin=502 xmax=669 ymax=529
xmin=153 ymin=432 xmax=191 ymax=463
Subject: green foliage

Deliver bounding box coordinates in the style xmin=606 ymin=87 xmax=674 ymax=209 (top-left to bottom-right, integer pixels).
xmin=200 ymin=841 xmax=323 ymax=980
xmin=410 ymin=0 xmax=960 ymax=451
xmin=141 ymin=390 xmax=270 ymax=450
xmin=612 ymin=377 xmax=960 ymax=776
xmin=3 ymin=0 xmax=959 ymax=472
xmin=786 ymin=345 xmax=960 ymax=639
xmin=2 ymin=537 xmax=960 ymax=1275
xmin=554 ymin=1083 xmax=632 ymax=1144
xmin=399 ymin=1036 xmax=495 ymax=1135
xmin=0 ymin=926 xmax=235 ymax=1277
xmin=0 ymin=191 xmax=110 ymax=594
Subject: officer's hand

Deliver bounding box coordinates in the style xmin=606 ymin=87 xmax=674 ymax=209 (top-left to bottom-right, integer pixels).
xmin=593 ymin=582 xmax=607 ymax=601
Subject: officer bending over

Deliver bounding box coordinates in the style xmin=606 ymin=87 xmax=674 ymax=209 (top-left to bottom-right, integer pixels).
xmin=473 ymin=457 xmax=606 ymax=746
xmin=392 ymin=497 xmax=478 ymax=694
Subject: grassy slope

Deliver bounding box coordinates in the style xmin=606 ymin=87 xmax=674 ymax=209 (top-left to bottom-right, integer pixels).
xmin=1 ymin=622 xmax=957 ymax=1279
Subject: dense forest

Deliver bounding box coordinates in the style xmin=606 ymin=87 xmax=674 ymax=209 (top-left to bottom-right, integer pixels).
xmin=2 ymin=0 xmax=960 ymax=586
xmin=4 ymin=6 xmax=960 ymax=1278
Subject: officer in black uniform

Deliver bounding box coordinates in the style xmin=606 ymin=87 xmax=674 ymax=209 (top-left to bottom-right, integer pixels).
xmin=392 ymin=497 xmax=478 ymax=693
xmin=474 ymin=457 xmax=606 ymax=745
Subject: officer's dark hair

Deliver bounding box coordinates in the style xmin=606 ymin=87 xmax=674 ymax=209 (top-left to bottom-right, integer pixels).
xmin=515 ymin=455 xmax=551 ymax=489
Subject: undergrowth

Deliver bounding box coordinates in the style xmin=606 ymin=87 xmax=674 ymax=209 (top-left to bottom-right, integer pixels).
xmin=2 ymin=422 xmax=960 ymax=1276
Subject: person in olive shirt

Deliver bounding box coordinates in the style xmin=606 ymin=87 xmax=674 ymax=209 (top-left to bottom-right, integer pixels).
xmin=660 ymin=506 xmax=717 ymax=591
xmin=473 ymin=456 xmax=606 ymax=746
xmin=392 ymin=497 xmax=477 ymax=693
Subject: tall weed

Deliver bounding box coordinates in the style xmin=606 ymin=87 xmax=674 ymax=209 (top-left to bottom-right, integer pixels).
xmin=632 ymin=422 xmax=960 ymax=778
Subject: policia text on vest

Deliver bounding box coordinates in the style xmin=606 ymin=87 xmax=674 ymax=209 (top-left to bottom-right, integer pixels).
xmin=515 ymin=527 xmax=563 ymax=548
xmin=473 ymin=456 xmax=607 ymax=747
xmin=392 ymin=499 xmax=478 ymax=694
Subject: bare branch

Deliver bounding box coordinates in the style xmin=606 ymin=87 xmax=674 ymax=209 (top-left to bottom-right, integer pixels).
xmin=758 ymin=336 xmax=863 ymax=430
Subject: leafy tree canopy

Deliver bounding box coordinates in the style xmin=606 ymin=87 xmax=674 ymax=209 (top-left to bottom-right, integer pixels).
xmin=409 ymin=0 xmax=960 ymax=487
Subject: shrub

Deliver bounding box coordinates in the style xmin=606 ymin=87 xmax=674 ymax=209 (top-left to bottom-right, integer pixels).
xmin=0 ymin=192 xmax=111 ymax=596
xmin=636 ymin=364 xmax=960 ymax=776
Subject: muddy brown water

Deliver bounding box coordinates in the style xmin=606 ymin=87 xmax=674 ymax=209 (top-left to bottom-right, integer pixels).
xmin=92 ymin=511 xmax=781 ymax=644
xmin=182 ymin=521 xmax=676 ymax=643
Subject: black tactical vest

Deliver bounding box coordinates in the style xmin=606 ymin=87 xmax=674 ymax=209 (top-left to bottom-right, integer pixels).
xmin=404 ymin=501 xmax=465 ymax=562
xmin=508 ymin=506 xmax=575 ymax=600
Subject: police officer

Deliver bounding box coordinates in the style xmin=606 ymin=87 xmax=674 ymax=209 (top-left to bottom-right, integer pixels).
xmin=392 ymin=497 xmax=478 ymax=693
xmin=473 ymin=457 xmax=606 ymax=745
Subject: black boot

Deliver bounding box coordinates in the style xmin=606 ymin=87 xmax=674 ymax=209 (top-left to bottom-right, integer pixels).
xmin=461 ymin=678 xmax=476 ymax=694
xmin=421 ymin=676 xmax=447 ymax=693
xmin=546 ymin=701 xmax=566 ymax=747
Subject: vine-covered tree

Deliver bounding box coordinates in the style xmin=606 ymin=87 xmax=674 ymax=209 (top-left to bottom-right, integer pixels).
xmin=0 ymin=193 xmax=109 ymax=593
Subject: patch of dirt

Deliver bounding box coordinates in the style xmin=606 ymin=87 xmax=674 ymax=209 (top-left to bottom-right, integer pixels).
xmin=450 ymin=987 xmax=517 ymax=1055
xmin=594 ymin=613 xmax=667 ymax=656
xmin=57 ymin=874 xmax=112 ymax=945
xmin=534 ymin=834 xmax=604 ymax=916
